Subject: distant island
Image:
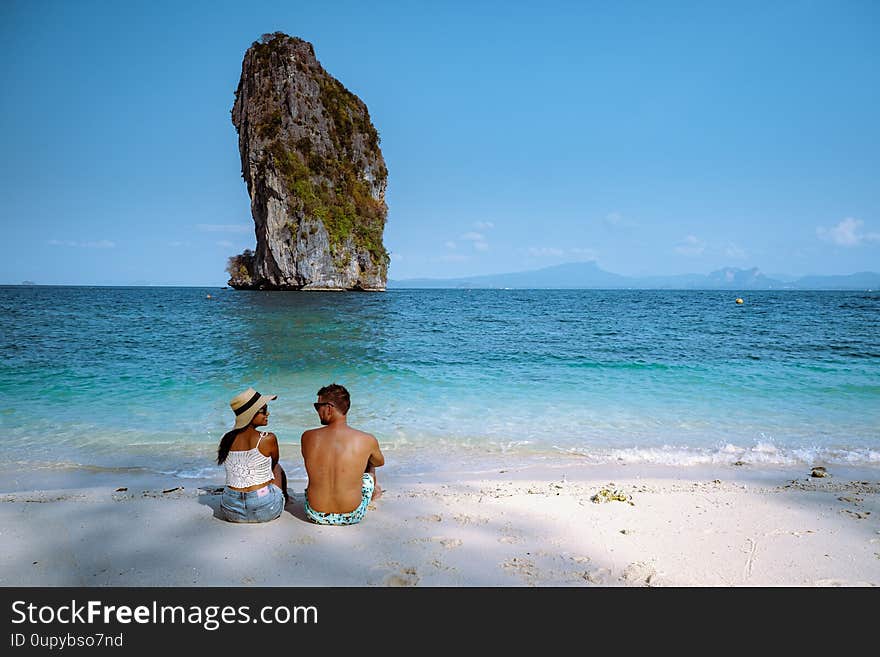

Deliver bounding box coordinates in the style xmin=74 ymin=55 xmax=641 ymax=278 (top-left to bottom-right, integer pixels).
xmin=390 ymin=262 xmax=880 ymax=290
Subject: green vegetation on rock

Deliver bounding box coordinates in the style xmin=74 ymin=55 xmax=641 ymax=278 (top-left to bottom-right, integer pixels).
xmin=268 ymin=139 xmax=388 ymax=267
xmin=318 ymin=77 xmax=382 ymax=156
xmin=225 ymin=249 xmax=255 ymax=284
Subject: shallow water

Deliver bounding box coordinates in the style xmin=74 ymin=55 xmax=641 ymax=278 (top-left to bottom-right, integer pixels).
xmin=1 ymin=286 xmax=878 ymax=482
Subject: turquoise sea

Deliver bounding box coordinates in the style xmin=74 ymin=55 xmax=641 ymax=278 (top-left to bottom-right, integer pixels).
xmin=1 ymin=286 xmax=878 ymax=487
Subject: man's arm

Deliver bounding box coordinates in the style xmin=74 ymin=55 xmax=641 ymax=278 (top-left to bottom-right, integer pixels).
xmin=364 ymin=435 xmax=384 ymax=501
xmin=368 ymin=435 xmax=384 ymax=468
xmin=300 ymin=431 xmax=311 ymax=461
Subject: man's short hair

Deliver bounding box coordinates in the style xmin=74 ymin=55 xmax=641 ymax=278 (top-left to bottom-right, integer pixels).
xmin=317 ymin=383 xmax=350 ymax=414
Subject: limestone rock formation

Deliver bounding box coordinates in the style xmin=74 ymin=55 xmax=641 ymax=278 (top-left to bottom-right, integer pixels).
xmin=227 ymin=32 xmax=389 ymax=290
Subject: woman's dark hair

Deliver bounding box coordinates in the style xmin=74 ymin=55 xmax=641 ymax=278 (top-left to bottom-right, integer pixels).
xmin=217 ymin=427 xmax=244 ymax=465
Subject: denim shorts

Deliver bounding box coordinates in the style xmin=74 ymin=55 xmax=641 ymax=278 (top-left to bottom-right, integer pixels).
xmin=220 ymin=484 xmax=284 ymax=523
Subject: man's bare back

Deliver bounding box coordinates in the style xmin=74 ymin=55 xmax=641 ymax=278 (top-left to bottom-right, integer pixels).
xmin=301 ymin=386 xmax=384 ymax=516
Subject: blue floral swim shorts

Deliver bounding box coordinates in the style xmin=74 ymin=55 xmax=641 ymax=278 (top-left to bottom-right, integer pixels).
xmin=304 ymin=473 xmax=374 ymax=525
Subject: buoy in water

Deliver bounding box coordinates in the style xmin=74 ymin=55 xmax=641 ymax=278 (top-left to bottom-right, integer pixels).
xmin=206 ymin=294 xmax=212 ymax=299
xmin=735 ymin=297 xmax=743 ymax=304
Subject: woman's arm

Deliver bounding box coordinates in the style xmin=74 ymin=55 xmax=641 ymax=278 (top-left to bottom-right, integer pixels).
xmin=259 ymin=432 xmax=280 ymax=469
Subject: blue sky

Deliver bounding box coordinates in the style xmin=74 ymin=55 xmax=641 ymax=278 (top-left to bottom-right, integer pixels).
xmin=1 ymin=0 xmax=878 ymax=285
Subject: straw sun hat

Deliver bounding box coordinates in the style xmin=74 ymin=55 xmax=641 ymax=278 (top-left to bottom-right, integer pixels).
xmin=229 ymin=387 xmax=277 ymax=430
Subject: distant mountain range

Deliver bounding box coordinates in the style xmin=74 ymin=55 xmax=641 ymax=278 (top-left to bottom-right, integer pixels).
xmin=389 ymin=262 xmax=880 ymax=290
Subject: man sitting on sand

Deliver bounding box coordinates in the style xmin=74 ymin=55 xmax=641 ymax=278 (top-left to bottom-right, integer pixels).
xmin=301 ymin=384 xmax=384 ymax=525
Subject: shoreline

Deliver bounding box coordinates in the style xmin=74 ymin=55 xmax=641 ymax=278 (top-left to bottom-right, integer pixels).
xmin=2 ymin=461 xmax=877 ymax=587
xmin=3 ymin=444 xmax=879 ymax=493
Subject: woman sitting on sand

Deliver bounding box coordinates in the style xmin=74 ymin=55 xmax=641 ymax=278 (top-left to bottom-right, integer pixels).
xmin=216 ymin=387 xmax=289 ymax=523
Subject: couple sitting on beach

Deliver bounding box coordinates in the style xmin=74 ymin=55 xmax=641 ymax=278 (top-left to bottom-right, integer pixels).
xmin=215 ymin=383 xmax=384 ymax=526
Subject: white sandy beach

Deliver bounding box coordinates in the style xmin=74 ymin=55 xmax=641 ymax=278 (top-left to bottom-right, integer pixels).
xmin=1 ymin=461 xmax=877 ymax=587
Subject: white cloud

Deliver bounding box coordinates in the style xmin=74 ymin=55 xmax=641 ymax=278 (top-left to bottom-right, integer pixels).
xmin=570 ymin=247 xmax=598 ymax=260
xmin=602 ymin=211 xmax=638 ymax=230
xmin=169 ymin=241 xmax=188 ymax=248
xmin=674 ymin=235 xmax=705 ymax=256
xmin=197 ymin=224 xmax=252 ymax=233
xmin=460 ymin=231 xmax=488 ymax=252
xmin=725 ymin=243 xmax=747 ymax=259
xmin=817 ymin=217 xmax=880 ymax=246
xmin=528 ymin=247 xmax=565 ymax=257
xmin=48 ymin=239 xmax=116 ymax=248
xmin=444 ymin=241 xmax=457 ymax=249
xmin=216 ymin=240 xmax=235 ymax=248
xmin=474 ymin=221 xmax=495 ymax=230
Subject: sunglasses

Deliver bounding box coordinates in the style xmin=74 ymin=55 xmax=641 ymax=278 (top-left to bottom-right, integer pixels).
xmin=256 ymin=407 xmax=269 ymax=415
xmin=313 ymin=402 xmax=334 ymax=411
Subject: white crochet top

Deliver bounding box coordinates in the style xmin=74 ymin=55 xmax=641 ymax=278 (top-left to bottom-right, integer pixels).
xmin=224 ymin=432 xmax=274 ymax=488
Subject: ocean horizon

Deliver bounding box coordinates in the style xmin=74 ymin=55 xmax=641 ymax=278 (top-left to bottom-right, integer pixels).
xmin=1 ymin=286 xmax=877 ymax=489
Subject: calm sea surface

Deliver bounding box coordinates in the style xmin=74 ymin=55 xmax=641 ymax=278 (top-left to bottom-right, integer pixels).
xmin=1 ymin=286 xmax=878 ymax=482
